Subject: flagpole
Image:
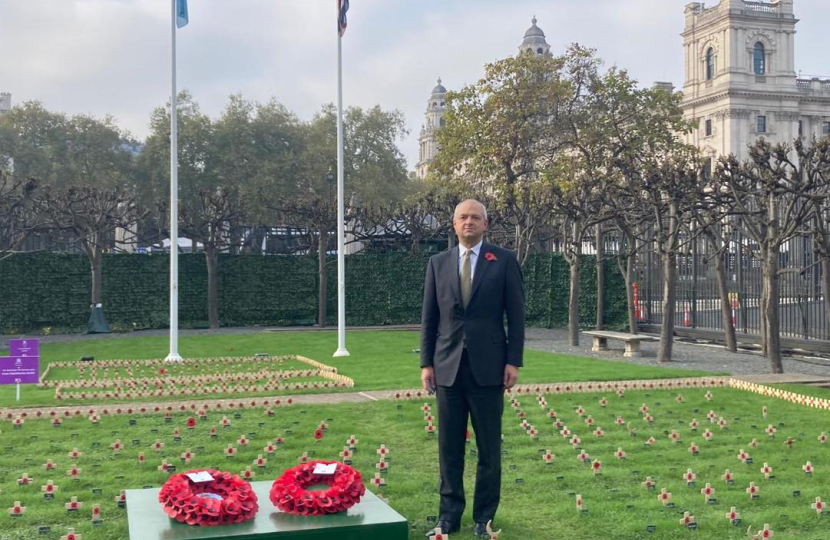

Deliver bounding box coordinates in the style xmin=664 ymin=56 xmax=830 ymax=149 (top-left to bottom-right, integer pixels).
xmin=166 ymin=0 xmax=182 ymax=362
xmin=333 ymin=4 xmax=349 ymax=358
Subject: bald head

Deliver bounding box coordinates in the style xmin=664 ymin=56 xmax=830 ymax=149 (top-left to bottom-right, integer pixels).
xmin=454 ymin=199 xmax=488 ymax=221
xmin=453 ymin=199 xmax=488 ymax=248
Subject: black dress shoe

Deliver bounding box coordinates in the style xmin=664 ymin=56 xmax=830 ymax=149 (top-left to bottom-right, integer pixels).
xmin=473 ymin=521 xmax=492 ymax=538
xmin=425 ymin=520 xmax=458 ymax=538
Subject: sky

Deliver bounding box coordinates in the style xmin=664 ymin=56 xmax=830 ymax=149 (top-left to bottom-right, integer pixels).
xmin=2 ymin=0 xmax=829 ymax=172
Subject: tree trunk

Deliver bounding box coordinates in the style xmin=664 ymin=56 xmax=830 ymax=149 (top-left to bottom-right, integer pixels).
xmin=318 ymin=230 xmax=328 ymax=327
xmin=658 ymin=202 xmax=678 ymax=363
xmin=762 ymin=247 xmax=783 ymax=373
xmin=205 ymin=246 xmax=220 ymax=329
xmin=658 ymin=248 xmax=677 ymax=363
xmin=715 ymin=248 xmax=738 ymax=352
xmin=595 ymin=225 xmax=605 ymax=330
xmin=567 ymin=221 xmax=581 ymax=346
xmin=89 ymin=249 xmax=103 ymax=306
xmin=568 ymin=258 xmax=580 ymax=346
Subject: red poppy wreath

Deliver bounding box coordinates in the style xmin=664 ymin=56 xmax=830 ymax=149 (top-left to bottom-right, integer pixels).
xmin=158 ymin=469 xmax=259 ymax=526
xmin=269 ymin=460 xmax=366 ymax=516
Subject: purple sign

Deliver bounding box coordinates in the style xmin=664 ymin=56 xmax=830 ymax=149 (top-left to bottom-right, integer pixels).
xmin=9 ymin=338 xmax=39 ymax=357
xmin=0 ymin=357 xmax=40 ymax=384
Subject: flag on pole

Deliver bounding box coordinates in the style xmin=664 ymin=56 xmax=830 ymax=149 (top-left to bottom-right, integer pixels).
xmin=176 ymin=0 xmax=189 ymax=28
xmin=338 ymin=0 xmax=349 ymax=37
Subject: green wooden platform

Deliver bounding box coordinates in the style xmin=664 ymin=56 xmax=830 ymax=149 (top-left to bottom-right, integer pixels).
xmin=126 ymin=482 xmax=408 ymax=540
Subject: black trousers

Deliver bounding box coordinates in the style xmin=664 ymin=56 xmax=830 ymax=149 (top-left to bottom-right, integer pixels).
xmin=436 ymin=350 xmax=504 ymax=526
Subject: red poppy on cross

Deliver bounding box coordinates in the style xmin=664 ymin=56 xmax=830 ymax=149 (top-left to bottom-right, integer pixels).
xmin=7 ymin=501 xmax=25 ymax=516
xmin=60 ymin=528 xmax=81 ymax=540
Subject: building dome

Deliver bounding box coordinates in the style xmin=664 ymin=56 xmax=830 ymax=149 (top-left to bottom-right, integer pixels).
xmin=431 ymin=78 xmax=447 ymax=97
xmin=519 ymin=16 xmax=550 ymax=54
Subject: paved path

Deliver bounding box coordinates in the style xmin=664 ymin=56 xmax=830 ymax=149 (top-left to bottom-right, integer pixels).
xmin=525 ymin=328 xmax=830 ymax=378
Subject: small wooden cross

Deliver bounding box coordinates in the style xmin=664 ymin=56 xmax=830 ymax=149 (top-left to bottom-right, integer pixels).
xmin=724 ymin=506 xmax=739 ymax=521
xmin=7 ymin=501 xmax=25 ymax=516
xmin=65 ymin=497 xmax=82 ymax=512
xmin=751 ymin=523 xmax=773 ymax=539
xmin=59 ymin=528 xmax=81 ymax=540
xmin=41 ymin=480 xmax=58 ymax=494
xmin=812 ymin=497 xmax=825 ymax=515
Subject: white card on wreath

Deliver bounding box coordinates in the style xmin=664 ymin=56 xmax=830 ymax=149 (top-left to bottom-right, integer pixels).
xmin=186 ymin=471 xmax=214 ymax=483
xmin=313 ymin=463 xmax=337 ymax=475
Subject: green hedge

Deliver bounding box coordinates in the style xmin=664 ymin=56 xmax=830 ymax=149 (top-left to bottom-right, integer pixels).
xmin=0 ymin=252 xmax=628 ymax=333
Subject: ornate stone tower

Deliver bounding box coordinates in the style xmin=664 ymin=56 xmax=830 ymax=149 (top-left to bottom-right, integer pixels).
xmin=518 ymin=16 xmax=551 ymax=56
xmin=0 ymin=93 xmax=11 ymax=114
xmin=681 ymin=0 xmax=830 ymax=163
xmin=416 ymin=78 xmax=448 ymax=180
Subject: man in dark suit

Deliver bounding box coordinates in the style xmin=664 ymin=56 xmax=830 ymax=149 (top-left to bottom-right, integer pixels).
xmin=420 ymin=199 xmax=524 ymax=538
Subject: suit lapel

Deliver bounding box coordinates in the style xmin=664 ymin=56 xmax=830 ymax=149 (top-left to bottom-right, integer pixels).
xmin=469 ymin=243 xmax=492 ymax=304
xmin=447 ymin=246 xmax=462 ymax=307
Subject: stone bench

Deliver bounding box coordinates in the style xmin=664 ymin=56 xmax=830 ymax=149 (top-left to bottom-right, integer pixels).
xmin=583 ymin=330 xmax=658 ymax=358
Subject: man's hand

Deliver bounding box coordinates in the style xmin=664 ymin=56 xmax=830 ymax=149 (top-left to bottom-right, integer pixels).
xmin=503 ymin=364 xmax=519 ymax=390
xmin=421 ymin=366 xmax=436 ymax=394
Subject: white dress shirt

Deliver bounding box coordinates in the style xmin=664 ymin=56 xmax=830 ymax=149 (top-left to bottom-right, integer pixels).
xmin=457 ymin=240 xmax=483 ymax=282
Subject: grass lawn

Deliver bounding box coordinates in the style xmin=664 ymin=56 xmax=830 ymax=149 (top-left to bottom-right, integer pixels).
xmin=0 ymin=387 xmax=827 ymax=539
xmin=0 ymin=330 xmax=721 ymax=408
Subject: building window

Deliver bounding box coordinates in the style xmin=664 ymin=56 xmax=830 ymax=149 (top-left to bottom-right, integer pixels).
xmin=799 ymin=120 xmax=803 ymax=137
xmin=706 ymin=48 xmax=715 ymax=80
xmin=824 ymin=121 xmax=830 ymax=135
xmin=757 ymin=115 xmax=766 ymax=133
xmin=703 ymin=157 xmax=713 ymax=180
xmin=705 ymin=119 xmax=712 ymax=137
xmin=753 ymin=42 xmax=765 ymax=75
xmin=439 ymin=118 xmax=446 ymax=127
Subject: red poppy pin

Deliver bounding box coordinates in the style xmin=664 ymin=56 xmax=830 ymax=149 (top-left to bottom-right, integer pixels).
xmin=484 ymin=252 xmax=497 ymax=261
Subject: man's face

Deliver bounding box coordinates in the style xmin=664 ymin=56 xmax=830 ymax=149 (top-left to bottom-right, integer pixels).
xmin=453 ymin=201 xmax=488 ymax=245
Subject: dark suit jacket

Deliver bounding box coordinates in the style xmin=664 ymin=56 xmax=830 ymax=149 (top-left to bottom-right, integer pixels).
xmin=420 ymin=242 xmax=525 ymax=387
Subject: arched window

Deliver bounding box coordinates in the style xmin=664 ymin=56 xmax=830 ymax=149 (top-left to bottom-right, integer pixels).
xmin=439 ymin=118 xmax=446 ymax=127
xmin=753 ymin=42 xmax=765 ymax=75
xmin=537 ymin=47 xmax=543 ymax=54
xmin=705 ymin=48 xmax=715 ymax=80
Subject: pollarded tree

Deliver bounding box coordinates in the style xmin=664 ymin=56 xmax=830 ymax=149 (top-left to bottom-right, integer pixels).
xmin=802 ymin=137 xmax=830 ymax=328
xmin=0 ymin=173 xmax=43 ymax=260
xmin=178 ymin=186 xmax=244 ymax=329
xmin=596 ymin=70 xmax=694 ymax=342
xmin=713 ymin=139 xmax=820 ymax=373
xmin=41 ymin=185 xmax=141 ymax=332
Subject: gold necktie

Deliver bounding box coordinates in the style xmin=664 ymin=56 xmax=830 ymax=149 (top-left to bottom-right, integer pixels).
xmin=461 ymin=249 xmax=472 ymax=308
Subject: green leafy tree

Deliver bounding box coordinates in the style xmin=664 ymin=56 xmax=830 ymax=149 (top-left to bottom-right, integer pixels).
xmin=434 ymin=50 xmax=572 ymax=265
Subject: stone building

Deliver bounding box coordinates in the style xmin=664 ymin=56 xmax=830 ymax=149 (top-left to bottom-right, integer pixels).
xmin=681 ymin=0 xmax=830 ymax=166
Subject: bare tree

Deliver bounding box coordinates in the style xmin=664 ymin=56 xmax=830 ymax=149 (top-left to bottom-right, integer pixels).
xmin=179 ymin=186 xmax=244 ymax=330
xmin=42 ymin=185 xmax=141 ymax=331
xmin=714 ymin=139 xmax=820 ymax=373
